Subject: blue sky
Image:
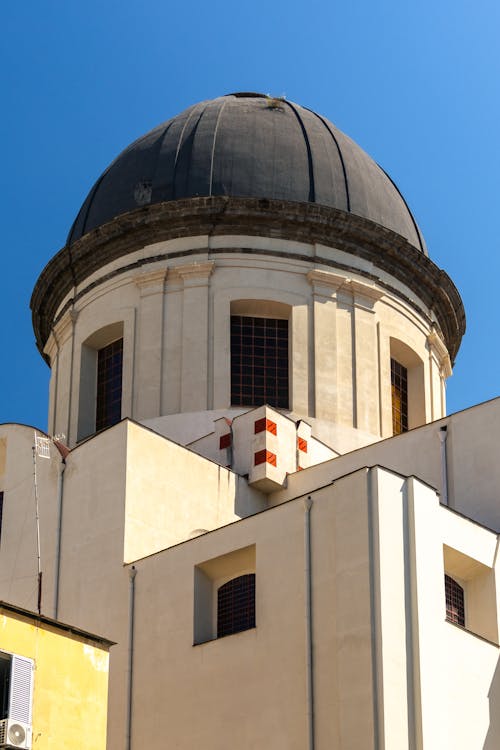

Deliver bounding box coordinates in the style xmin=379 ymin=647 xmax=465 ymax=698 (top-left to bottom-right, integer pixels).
xmin=1 ymin=0 xmax=499 ymax=429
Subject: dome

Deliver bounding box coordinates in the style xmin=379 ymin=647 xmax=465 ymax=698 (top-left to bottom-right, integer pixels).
xmin=68 ymin=93 xmax=426 ymax=253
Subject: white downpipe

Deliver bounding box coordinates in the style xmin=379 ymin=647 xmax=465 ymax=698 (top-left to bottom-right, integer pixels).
xmin=438 ymin=426 xmax=449 ymax=506
xmin=127 ymin=565 xmax=137 ymax=750
xmin=53 ymin=458 xmax=66 ymax=619
xmin=303 ymin=496 xmax=315 ymax=750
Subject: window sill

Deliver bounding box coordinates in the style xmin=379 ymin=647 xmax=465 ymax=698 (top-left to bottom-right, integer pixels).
xmin=193 ymin=626 xmax=256 ymax=647
xmin=445 ymin=618 xmax=499 ymax=648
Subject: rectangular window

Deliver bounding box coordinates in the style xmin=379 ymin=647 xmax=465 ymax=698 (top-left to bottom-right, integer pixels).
xmin=231 ymin=316 xmax=289 ymax=409
xmin=391 ymin=358 xmax=408 ymax=435
xmin=0 ymin=655 xmax=10 ymax=721
xmin=445 ymin=574 xmax=465 ymax=626
xmin=194 ymin=545 xmax=256 ymax=645
xmin=96 ymin=339 xmax=123 ymax=432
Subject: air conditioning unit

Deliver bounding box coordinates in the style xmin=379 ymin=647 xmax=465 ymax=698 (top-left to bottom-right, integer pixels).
xmin=0 ymin=719 xmax=31 ymax=749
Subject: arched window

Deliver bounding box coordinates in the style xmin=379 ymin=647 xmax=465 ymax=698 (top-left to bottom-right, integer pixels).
xmin=389 ymin=339 xmax=425 ymax=435
xmin=96 ymin=338 xmax=123 ymax=432
xmin=445 ymin=574 xmax=465 ymax=626
xmin=78 ymin=322 xmax=124 ymax=440
xmin=231 ymin=316 xmax=288 ymax=409
xmin=217 ymin=573 xmax=256 ymax=638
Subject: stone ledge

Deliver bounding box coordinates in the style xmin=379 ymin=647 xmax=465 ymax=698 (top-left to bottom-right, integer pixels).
xmin=31 ymin=196 xmax=465 ymax=364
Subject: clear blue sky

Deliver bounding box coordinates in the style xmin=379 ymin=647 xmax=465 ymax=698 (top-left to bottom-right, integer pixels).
xmin=1 ymin=0 xmax=498 ymax=430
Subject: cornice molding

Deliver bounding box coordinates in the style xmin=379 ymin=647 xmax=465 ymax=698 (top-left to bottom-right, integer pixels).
xmin=31 ymin=196 xmax=465 ymax=364
xmin=428 ymin=328 xmax=453 ymax=378
xmin=134 ymin=268 xmax=168 ymax=297
xmin=176 ymin=261 xmax=214 ymax=286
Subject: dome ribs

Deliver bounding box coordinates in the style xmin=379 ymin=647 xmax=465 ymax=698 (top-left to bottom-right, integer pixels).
xmin=65 ymin=94 xmax=426 ymax=250
xmin=172 ymin=103 xmax=206 ymax=201
xmin=284 ymin=101 xmax=316 ymax=203
xmin=209 ymin=99 xmax=228 ymax=197
xmin=308 ymin=109 xmax=351 ymax=213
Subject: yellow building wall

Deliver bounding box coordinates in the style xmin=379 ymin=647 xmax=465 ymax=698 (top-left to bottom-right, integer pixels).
xmin=0 ymin=610 xmax=109 ymax=750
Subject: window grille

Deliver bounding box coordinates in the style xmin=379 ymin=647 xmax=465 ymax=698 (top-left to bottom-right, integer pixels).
xmin=445 ymin=574 xmax=465 ymax=626
xmin=217 ymin=574 xmax=256 ymax=638
xmin=391 ymin=358 xmax=408 ymax=434
xmin=96 ymin=338 xmax=123 ymax=432
xmin=231 ymin=316 xmax=288 ymax=409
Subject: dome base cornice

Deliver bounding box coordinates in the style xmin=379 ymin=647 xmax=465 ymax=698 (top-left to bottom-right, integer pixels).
xmin=31 ymin=196 xmax=465 ymax=362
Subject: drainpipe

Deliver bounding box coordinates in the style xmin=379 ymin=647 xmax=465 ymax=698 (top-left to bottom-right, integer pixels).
xmin=438 ymin=426 xmax=449 ymax=506
xmin=53 ymin=458 xmax=66 ymax=619
xmin=225 ymin=417 xmax=234 ymax=469
xmin=303 ymin=496 xmax=315 ymax=750
xmin=127 ymin=566 xmax=137 ymax=750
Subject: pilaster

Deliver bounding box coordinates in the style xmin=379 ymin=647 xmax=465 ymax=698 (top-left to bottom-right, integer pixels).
xmin=177 ymin=262 xmax=214 ymax=412
xmin=134 ymin=269 xmax=168 ymax=420
xmin=307 ymin=270 xmax=344 ymax=421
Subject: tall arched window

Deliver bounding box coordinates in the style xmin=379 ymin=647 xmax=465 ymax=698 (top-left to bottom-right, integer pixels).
xmin=389 ymin=339 xmax=425 ymax=435
xmin=230 ymin=303 xmax=289 ymax=409
xmin=217 ymin=573 xmax=256 ymax=638
xmin=96 ymin=338 xmax=123 ymax=432
xmin=445 ymin=574 xmax=465 ymax=626
xmin=78 ymin=322 xmax=124 ymax=440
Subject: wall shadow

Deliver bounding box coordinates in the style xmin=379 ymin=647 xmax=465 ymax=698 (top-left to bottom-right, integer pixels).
xmin=483 ymin=653 xmax=500 ymax=749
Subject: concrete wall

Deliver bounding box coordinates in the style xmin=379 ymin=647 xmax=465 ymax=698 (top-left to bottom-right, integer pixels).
xmin=0 ymin=418 xmax=498 ymax=749
xmin=128 ymin=470 xmax=378 ymax=750
xmin=124 ymin=420 xmax=266 ymax=562
xmin=120 ymin=466 xmax=500 ymax=749
xmin=271 ymin=397 xmax=500 ymax=532
xmin=0 ymin=424 xmax=60 ymax=612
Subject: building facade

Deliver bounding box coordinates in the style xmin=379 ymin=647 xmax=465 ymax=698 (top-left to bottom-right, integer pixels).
xmin=0 ymin=93 xmax=498 ymax=748
xmin=0 ymin=601 xmax=111 ymax=750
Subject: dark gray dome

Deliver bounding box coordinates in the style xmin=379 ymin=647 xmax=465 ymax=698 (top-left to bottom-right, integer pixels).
xmin=68 ymin=93 xmax=426 ymax=252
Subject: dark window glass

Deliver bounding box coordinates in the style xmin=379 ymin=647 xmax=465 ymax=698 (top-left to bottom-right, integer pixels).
xmin=0 ymin=655 xmax=10 ymax=720
xmin=217 ymin=573 xmax=256 ymax=638
xmin=96 ymin=339 xmax=123 ymax=432
xmin=391 ymin=358 xmax=408 ymax=435
xmin=445 ymin=574 xmax=465 ymax=627
xmin=231 ymin=316 xmax=288 ymax=409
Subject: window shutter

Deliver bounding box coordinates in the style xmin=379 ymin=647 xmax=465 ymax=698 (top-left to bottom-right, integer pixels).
xmin=9 ymin=656 xmax=33 ymax=724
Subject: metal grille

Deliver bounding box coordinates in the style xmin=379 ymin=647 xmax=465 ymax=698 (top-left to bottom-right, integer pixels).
xmin=96 ymin=339 xmax=123 ymax=432
xmin=230 ymin=316 xmax=288 ymax=408
xmin=217 ymin=574 xmax=256 ymax=638
xmin=391 ymin=358 xmax=408 ymax=435
xmin=445 ymin=574 xmax=465 ymax=627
